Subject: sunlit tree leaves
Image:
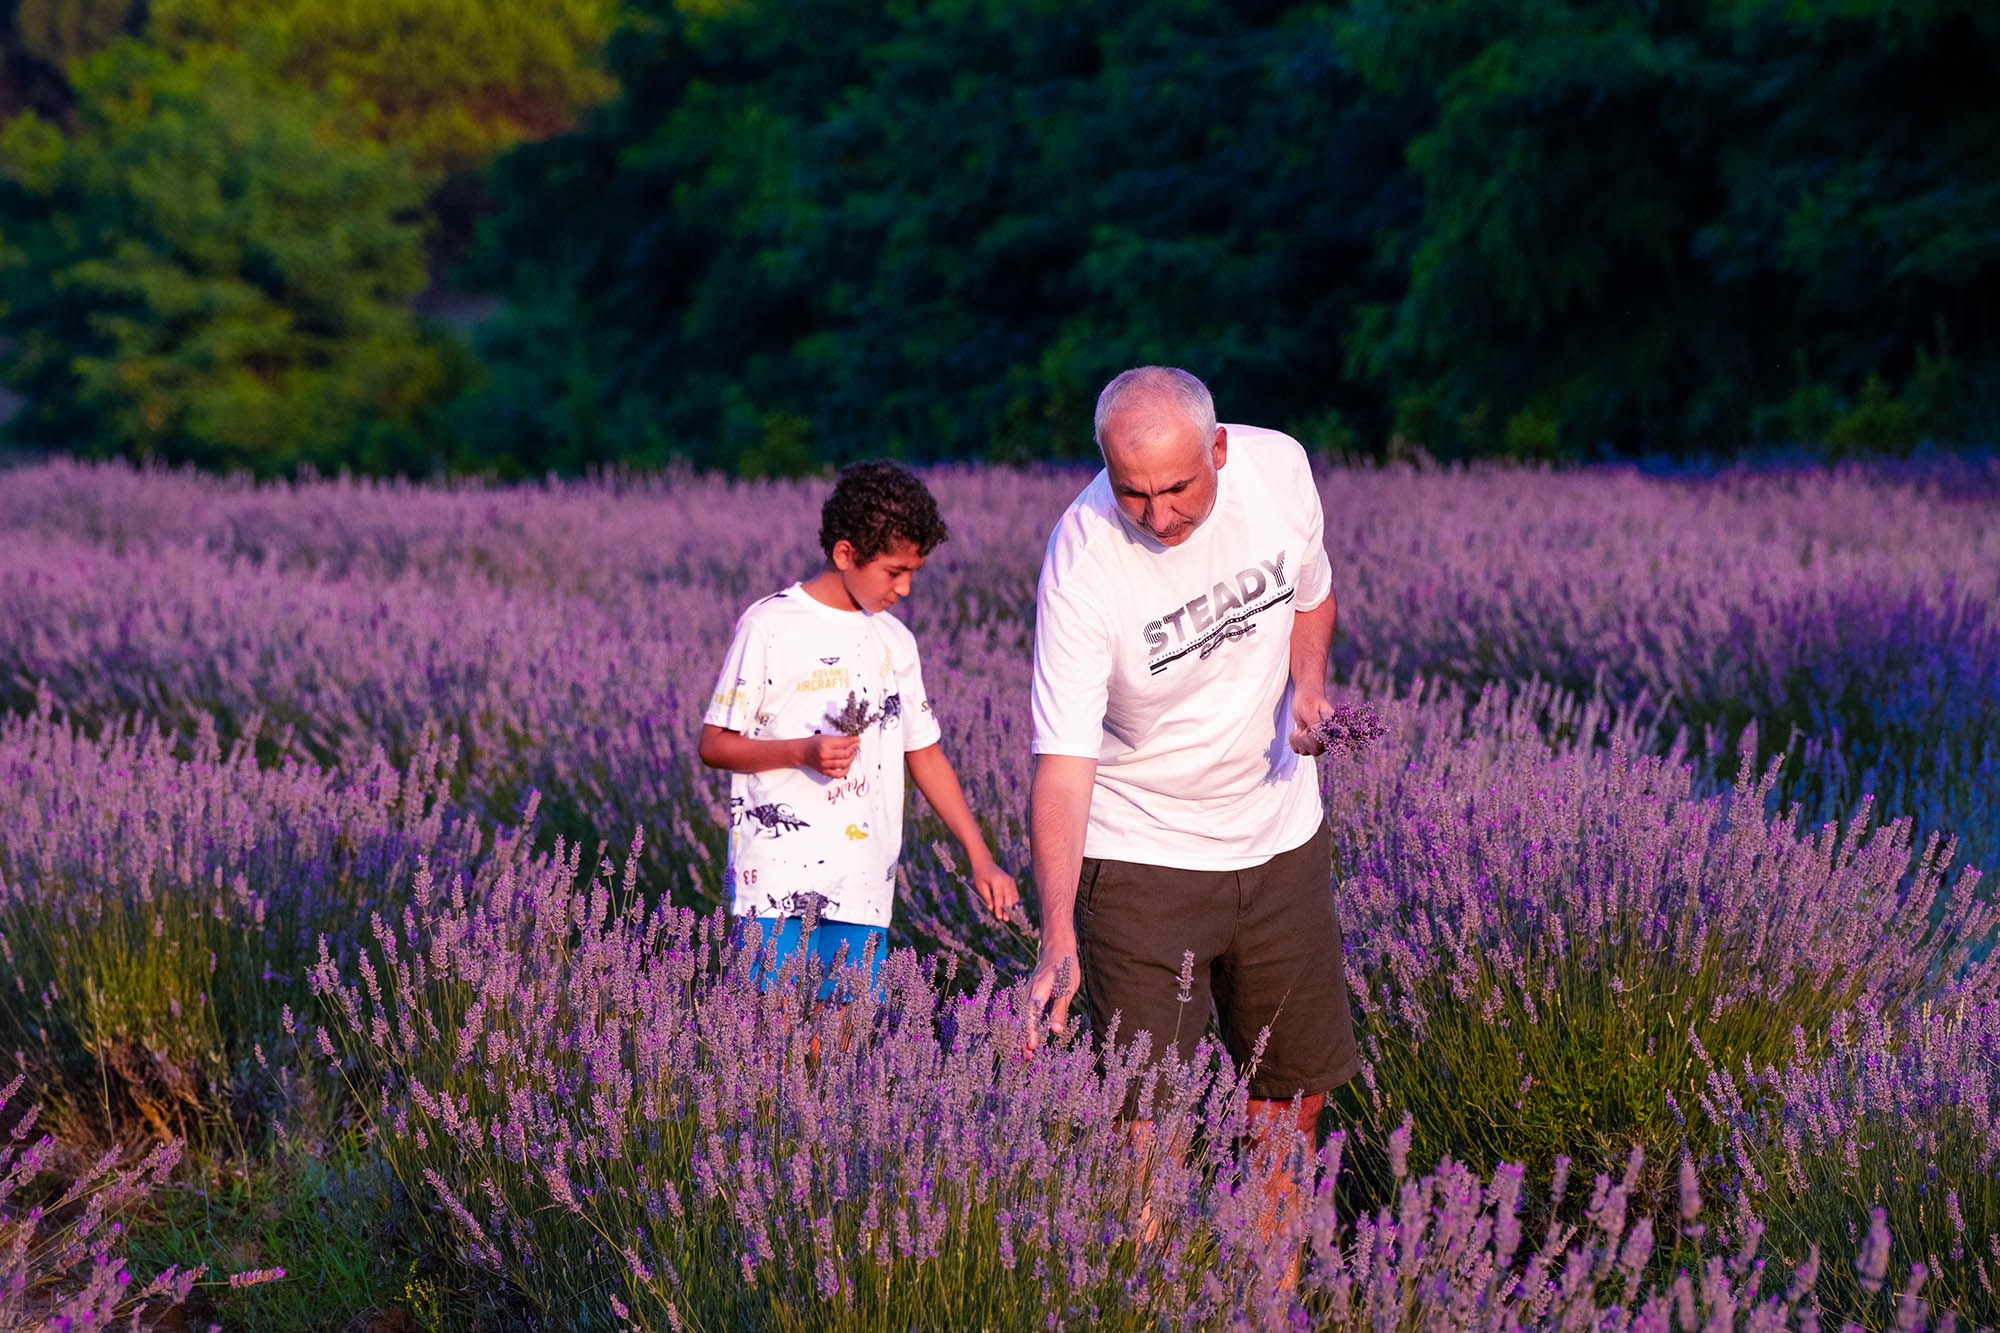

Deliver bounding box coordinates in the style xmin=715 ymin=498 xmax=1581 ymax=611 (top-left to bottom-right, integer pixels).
xmin=0 ymin=41 xmax=460 ymax=474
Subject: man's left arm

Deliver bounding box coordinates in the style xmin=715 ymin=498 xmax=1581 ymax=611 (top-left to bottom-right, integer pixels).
xmin=1287 ymin=590 xmax=1337 ymax=755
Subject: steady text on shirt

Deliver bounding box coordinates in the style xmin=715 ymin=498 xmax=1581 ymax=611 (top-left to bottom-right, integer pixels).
xmin=1142 ymin=550 xmax=1292 ymax=674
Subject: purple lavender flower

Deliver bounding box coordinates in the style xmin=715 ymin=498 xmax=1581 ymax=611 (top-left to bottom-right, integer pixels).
xmin=824 ymin=690 xmax=877 ymax=737
xmin=1308 ymin=701 xmax=1387 ymax=759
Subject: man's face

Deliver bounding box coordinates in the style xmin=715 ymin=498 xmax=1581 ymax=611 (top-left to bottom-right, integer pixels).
xmin=1100 ymin=405 xmax=1227 ymax=548
xmin=834 ymin=537 xmax=926 ymax=613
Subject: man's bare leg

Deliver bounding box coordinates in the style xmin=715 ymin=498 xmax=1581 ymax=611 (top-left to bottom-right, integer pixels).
xmin=1123 ymin=1116 xmax=1191 ymax=1245
xmin=1245 ymin=1092 xmax=1323 ymax=1290
xmin=1121 ymin=1092 xmax=1319 ymax=1260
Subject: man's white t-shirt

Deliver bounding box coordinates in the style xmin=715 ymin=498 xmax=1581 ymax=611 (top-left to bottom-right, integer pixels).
xmin=705 ymin=585 xmax=942 ymax=927
xmin=1031 ymin=425 xmax=1333 ymax=869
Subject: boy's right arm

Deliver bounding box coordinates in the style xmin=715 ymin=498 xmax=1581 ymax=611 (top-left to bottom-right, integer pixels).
xmin=698 ymin=725 xmax=859 ymax=778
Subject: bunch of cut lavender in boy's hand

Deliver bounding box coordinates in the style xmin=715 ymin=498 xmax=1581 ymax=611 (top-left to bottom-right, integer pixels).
xmin=1309 ymin=701 xmax=1387 ymax=758
xmin=825 ymin=689 xmax=877 ymax=736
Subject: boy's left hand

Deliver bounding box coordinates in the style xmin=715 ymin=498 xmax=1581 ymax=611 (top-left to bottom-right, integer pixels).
xmin=969 ymin=858 xmax=1020 ymax=923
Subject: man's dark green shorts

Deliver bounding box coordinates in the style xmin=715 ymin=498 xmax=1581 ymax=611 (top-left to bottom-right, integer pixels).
xmin=1075 ymin=820 xmax=1360 ymax=1107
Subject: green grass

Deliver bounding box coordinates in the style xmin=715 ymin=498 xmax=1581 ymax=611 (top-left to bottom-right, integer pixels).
xmin=123 ymin=1126 xmax=430 ymax=1332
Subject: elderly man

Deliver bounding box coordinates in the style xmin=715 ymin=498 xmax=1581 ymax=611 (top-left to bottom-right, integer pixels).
xmin=1026 ymin=365 xmax=1359 ymax=1212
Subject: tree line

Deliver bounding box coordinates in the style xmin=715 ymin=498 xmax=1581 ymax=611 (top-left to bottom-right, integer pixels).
xmin=3 ymin=0 xmax=1995 ymax=476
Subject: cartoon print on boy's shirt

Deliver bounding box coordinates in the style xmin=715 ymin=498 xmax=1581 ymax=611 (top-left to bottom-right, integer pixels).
xmin=878 ymin=692 xmax=902 ymax=728
xmin=764 ymin=889 xmax=837 ymax=921
xmin=733 ymin=796 xmax=808 ymax=837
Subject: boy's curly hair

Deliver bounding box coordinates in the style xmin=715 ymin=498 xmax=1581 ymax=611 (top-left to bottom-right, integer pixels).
xmin=819 ymin=461 xmax=950 ymax=563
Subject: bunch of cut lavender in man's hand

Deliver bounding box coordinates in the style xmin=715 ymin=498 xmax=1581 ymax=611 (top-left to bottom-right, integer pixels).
xmin=1309 ymin=701 xmax=1387 ymax=758
xmin=825 ymin=690 xmax=877 ymax=736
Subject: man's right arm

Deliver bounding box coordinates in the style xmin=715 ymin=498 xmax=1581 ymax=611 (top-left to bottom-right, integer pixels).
xmin=1028 ymin=752 xmax=1097 ymax=1037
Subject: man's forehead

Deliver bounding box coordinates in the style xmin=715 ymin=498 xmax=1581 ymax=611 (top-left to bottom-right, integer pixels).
xmin=1103 ymin=425 xmax=1207 ymax=489
xmin=1101 ymin=397 xmax=1203 ymax=449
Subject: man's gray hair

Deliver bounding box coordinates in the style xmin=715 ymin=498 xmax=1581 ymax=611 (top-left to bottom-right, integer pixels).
xmin=1093 ymin=366 xmax=1217 ymax=450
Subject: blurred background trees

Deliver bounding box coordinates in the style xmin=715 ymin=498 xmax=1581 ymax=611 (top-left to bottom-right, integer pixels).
xmin=2 ymin=0 xmax=1996 ymax=475
xmin=0 ymin=42 xmax=454 ymax=473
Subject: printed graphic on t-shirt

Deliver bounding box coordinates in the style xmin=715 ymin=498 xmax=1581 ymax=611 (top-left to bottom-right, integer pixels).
xmin=1029 ymin=426 xmax=1332 ymax=871
xmin=1141 ymin=550 xmax=1294 ymax=675
xmin=705 ymin=585 xmax=942 ymax=928
xmin=733 ymin=796 xmax=809 ymax=837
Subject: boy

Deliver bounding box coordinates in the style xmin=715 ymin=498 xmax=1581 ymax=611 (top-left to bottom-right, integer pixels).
xmin=699 ymin=460 xmax=1017 ymax=998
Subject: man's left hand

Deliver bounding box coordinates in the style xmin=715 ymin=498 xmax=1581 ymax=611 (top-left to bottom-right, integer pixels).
xmin=1289 ymin=690 xmax=1333 ymax=756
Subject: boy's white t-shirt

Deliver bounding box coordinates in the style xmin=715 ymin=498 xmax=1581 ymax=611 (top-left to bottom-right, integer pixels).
xmin=1031 ymin=425 xmax=1333 ymax=869
xmin=705 ymin=585 xmax=942 ymax=927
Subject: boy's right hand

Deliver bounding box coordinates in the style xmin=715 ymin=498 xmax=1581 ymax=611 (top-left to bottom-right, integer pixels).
xmin=804 ymin=734 xmax=861 ymax=778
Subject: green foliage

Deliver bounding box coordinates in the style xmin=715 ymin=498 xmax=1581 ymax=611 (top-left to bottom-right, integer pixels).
xmin=0 ymin=40 xmax=462 ymax=475
xmin=0 ymin=0 xmax=144 ymax=121
xmin=0 ymin=853 xmax=310 ymax=1147
xmin=461 ymin=0 xmax=1418 ymax=473
xmin=126 ymin=1128 xmax=443 ymax=1333
xmin=149 ymin=0 xmax=622 ymax=170
xmin=1338 ymin=0 xmax=2000 ymax=455
xmin=1344 ymin=947 xmax=1786 ymax=1224
xmin=455 ymin=0 xmax=2000 ymax=475
xmin=10 ymin=0 xmax=142 ymax=67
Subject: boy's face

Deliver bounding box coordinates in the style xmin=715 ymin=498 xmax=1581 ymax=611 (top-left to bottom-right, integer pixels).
xmin=832 ymin=537 xmax=926 ymax=613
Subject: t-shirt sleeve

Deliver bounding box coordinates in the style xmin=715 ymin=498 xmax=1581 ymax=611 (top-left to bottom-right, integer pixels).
xmin=1031 ymin=555 xmax=1113 ymax=757
xmin=896 ymin=632 xmax=943 ymax=752
xmin=704 ymin=613 xmax=771 ymax=734
xmin=1288 ymin=439 xmax=1334 ymax=613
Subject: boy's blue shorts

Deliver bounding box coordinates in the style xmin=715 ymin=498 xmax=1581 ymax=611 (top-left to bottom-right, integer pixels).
xmin=732 ymin=916 xmax=889 ymax=1003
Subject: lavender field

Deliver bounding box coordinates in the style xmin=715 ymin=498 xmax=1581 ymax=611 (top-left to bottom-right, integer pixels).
xmin=3 ymin=454 xmax=1999 ymax=1331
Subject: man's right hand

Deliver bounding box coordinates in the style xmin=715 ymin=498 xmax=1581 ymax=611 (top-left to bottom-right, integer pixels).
xmin=1026 ymin=752 xmax=1097 ymax=1053
xmin=804 ymin=734 xmax=861 ymax=778
xmin=1025 ymin=943 xmax=1080 ymax=1050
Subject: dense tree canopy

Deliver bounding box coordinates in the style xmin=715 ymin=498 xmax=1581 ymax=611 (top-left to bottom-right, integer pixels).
xmin=150 ymin=0 xmax=622 ymax=170
xmin=0 ymin=0 xmax=143 ymax=121
xmin=462 ymin=0 xmax=1999 ymax=473
xmin=0 ymin=41 xmax=460 ymax=474
xmin=1340 ymin=0 xmax=2000 ymax=457
xmin=456 ymin=0 xmax=1421 ymax=473
xmin=4 ymin=0 xmax=1998 ymax=474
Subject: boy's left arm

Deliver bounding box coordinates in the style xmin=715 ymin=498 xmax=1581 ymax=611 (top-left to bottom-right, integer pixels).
xmin=906 ymin=744 xmax=1019 ymax=922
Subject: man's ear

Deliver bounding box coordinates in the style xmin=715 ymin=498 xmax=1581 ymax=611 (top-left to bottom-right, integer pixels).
xmin=830 ymin=538 xmax=857 ymax=571
xmin=1212 ymin=425 xmax=1229 ymax=471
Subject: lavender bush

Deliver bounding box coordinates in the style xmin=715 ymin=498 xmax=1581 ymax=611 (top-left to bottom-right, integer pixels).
xmin=308 ymin=838 xmax=1967 ymax=1332
xmin=1321 ymin=674 xmax=1993 ymax=1230
xmin=308 ymin=839 xmax=1240 ymax=1330
xmin=1 ymin=1072 xmax=202 ymax=1328
xmin=3 ymin=455 xmax=1995 ymax=872
xmin=1697 ymin=999 xmax=2000 ymax=1325
xmin=2 ymin=455 xmax=1998 ymax=1327
xmin=0 ymin=697 xmax=543 ymax=1136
